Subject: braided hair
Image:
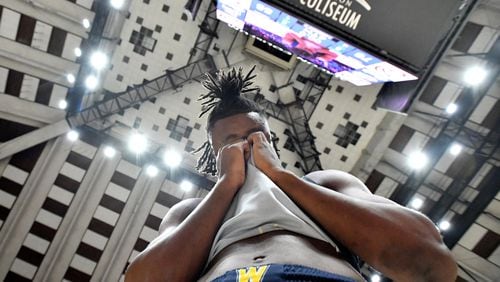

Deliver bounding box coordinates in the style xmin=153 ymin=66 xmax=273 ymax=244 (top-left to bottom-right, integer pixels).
xmin=193 ymin=66 xmax=276 ymax=175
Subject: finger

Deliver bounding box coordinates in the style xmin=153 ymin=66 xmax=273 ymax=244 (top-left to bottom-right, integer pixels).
xmin=247 ymin=131 xmax=267 ymax=145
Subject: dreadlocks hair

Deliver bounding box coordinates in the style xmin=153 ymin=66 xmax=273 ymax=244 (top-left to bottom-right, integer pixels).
xmin=192 ymin=65 xmax=270 ymax=176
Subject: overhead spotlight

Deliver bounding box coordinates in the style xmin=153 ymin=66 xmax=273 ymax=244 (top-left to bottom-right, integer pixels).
xmin=146 ymin=165 xmax=159 ymax=177
xmin=128 ymin=133 xmax=148 ymax=154
xmin=463 ymin=66 xmax=487 ymax=86
xmin=445 ymin=103 xmax=458 ymax=114
xmin=90 ymin=51 xmax=108 ymax=70
xmin=371 ymin=274 xmax=381 ymax=282
xmin=407 ymin=151 xmax=428 ymax=170
xmin=438 ymin=220 xmax=451 ymax=231
xmin=410 ymin=197 xmax=424 ymax=210
xmin=67 ymin=130 xmax=79 ymax=142
xmin=110 ymin=0 xmax=125 ymax=9
xmin=449 ymin=143 xmax=462 ymax=156
xmin=163 ymin=150 xmax=182 ymax=167
xmin=180 ymin=180 xmax=193 ymax=191
xmin=74 ymin=47 xmax=82 ymax=57
xmin=104 ymin=146 xmax=116 ymax=158
xmin=82 ymin=18 xmax=91 ymax=29
xmin=58 ymin=100 xmax=68 ymax=109
xmin=66 ymin=74 xmax=75 ymax=84
xmin=85 ymin=75 xmax=98 ymax=90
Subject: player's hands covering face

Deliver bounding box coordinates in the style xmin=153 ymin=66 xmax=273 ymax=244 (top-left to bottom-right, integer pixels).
xmin=247 ymin=131 xmax=283 ymax=177
xmin=216 ymin=140 xmax=249 ymax=190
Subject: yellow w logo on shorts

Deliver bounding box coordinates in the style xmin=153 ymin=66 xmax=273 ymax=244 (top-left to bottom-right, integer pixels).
xmin=237 ymin=265 xmax=269 ymax=282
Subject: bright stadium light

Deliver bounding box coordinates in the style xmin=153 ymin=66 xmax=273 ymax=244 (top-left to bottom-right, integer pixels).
xmin=74 ymin=47 xmax=82 ymax=57
xmin=146 ymin=165 xmax=158 ymax=177
xmin=104 ymin=146 xmax=116 ymax=158
xmin=67 ymin=130 xmax=79 ymax=142
xmin=110 ymin=0 xmax=125 ymax=9
xmin=85 ymin=75 xmax=98 ymax=90
xmin=371 ymin=274 xmax=381 ymax=282
xmin=66 ymin=74 xmax=75 ymax=84
xmin=180 ymin=180 xmax=193 ymax=191
xmin=407 ymin=151 xmax=428 ymax=170
xmin=463 ymin=66 xmax=487 ymax=86
xmin=58 ymin=100 xmax=68 ymax=109
xmin=128 ymin=133 xmax=148 ymax=154
xmin=438 ymin=220 xmax=451 ymax=231
xmin=445 ymin=103 xmax=458 ymax=114
xmin=90 ymin=51 xmax=108 ymax=70
xmin=163 ymin=150 xmax=182 ymax=167
xmin=449 ymin=143 xmax=463 ymax=156
xmin=82 ymin=18 xmax=91 ymax=29
xmin=410 ymin=197 xmax=424 ymax=210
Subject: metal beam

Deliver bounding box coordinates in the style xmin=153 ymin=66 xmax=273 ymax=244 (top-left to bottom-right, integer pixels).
xmin=67 ymin=57 xmax=216 ymax=130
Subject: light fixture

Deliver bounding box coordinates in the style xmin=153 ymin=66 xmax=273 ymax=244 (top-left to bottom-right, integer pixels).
xmin=66 ymin=74 xmax=75 ymax=84
xmin=371 ymin=274 xmax=381 ymax=282
xmin=89 ymin=51 xmax=108 ymax=70
xmin=410 ymin=197 xmax=424 ymax=210
xmin=146 ymin=165 xmax=159 ymax=177
xmin=104 ymin=146 xmax=116 ymax=158
xmin=438 ymin=220 xmax=451 ymax=231
xmin=58 ymin=100 xmax=68 ymax=109
xmin=449 ymin=143 xmax=462 ymax=156
xmin=74 ymin=47 xmax=82 ymax=57
xmin=445 ymin=103 xmax=457 ymax=114
xmin=67 ymin=130 xmax=79 ymax=141
xmin=82 ymin=18 xmax=91 ymax=29
xmin=180 ymin=180 xmax=193 ymax=191
xmin=463 ymin=66 xmax=487 ymax=86
xmin=85 ymin=75 xmax=98 ymax=90
xmin=407 ymin=151 xmax=428 ymax=170
xmin=163 ymin=150 xmax=182 ymax=167
xmin=110 ymin=0 xmax=125 ymax=9
xmin=128 ymin=133 xmax=148 ymax=154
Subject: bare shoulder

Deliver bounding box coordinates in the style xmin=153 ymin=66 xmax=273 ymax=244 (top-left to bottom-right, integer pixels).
xmin=304 ymin=170 xmax=369 ymax=192
xmin=158 ymin=198 xmax=203 ymax=234
xmin=304 ymin=170 xmax=394 ymax=204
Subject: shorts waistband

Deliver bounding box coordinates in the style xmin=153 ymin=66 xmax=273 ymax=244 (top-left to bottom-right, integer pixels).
xmin=210 ymin=263 xmax=357 ymax=282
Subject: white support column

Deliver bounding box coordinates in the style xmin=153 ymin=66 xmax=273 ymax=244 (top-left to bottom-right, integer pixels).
xmin=0 ymin=0 xmax=93 ymax=39
xmin=0 ymin=93 xmax=65 ymax=127
xmin=0 ymin=120 xmax=70 ymax=160
xmin=0 ymin=136 xmax=71 ymax=279
xmin=0 ymin=37 xmax=79 ymax=88
xmin=36 ymin=146 xmax=121 ymax=281
xmin=92 ymin=170 xmax=166 ymax=282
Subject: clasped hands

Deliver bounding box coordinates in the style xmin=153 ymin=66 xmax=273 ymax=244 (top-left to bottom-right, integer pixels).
xmin=215 ymin=131 xmax=284 ymax=189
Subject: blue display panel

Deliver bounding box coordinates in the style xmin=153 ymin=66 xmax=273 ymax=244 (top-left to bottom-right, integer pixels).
xmin=216 ymin=0 xmax=418 ymax=86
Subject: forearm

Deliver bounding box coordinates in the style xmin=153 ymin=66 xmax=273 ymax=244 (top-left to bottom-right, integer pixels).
xmin=126 ymin=178 xmax=238 ymax=282
xmin=270 ymin=170 xmax=456 ymax=281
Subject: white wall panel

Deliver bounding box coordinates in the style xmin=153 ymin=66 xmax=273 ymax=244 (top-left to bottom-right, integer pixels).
xmin=0 ymin=67 xmax=8 ymax=92
xmin=11 ymin=258 xmax=37 ymax=279
xmin=61 ymin=33 xmax=82 ymax=61
xmin=48 ymin=84 xmax=68 ymax=108
xmin=24 ymin=234 xmax=50 ymax=254
xmin=82 ymin=230 xmax=108 ymax=250
xmin=19 ymin=75 xmax=39 ymax=101
xmin=2 ymin=164 xmax=29 ymax=185
xmin=0 ymin=8 xmax=21 ymax=40
xmin=0 ymin=190 xmax=16 ymax=209
xmin=48 ymin=185 xmax=74 ymax=205
xmin=469 ymin=96 xmax=496 ymax=124
xmin=434 ymin=82 xmax=461 ymax=109
xmin=76 ymin=0 xmax=94 ymax=9
xmin=60 ymin=162 xmax=86 ymax=182
xmin=460 ymin=223 xmax=488 ymax=249
xmin=31 ymin=21 xmax=53 ymax=52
